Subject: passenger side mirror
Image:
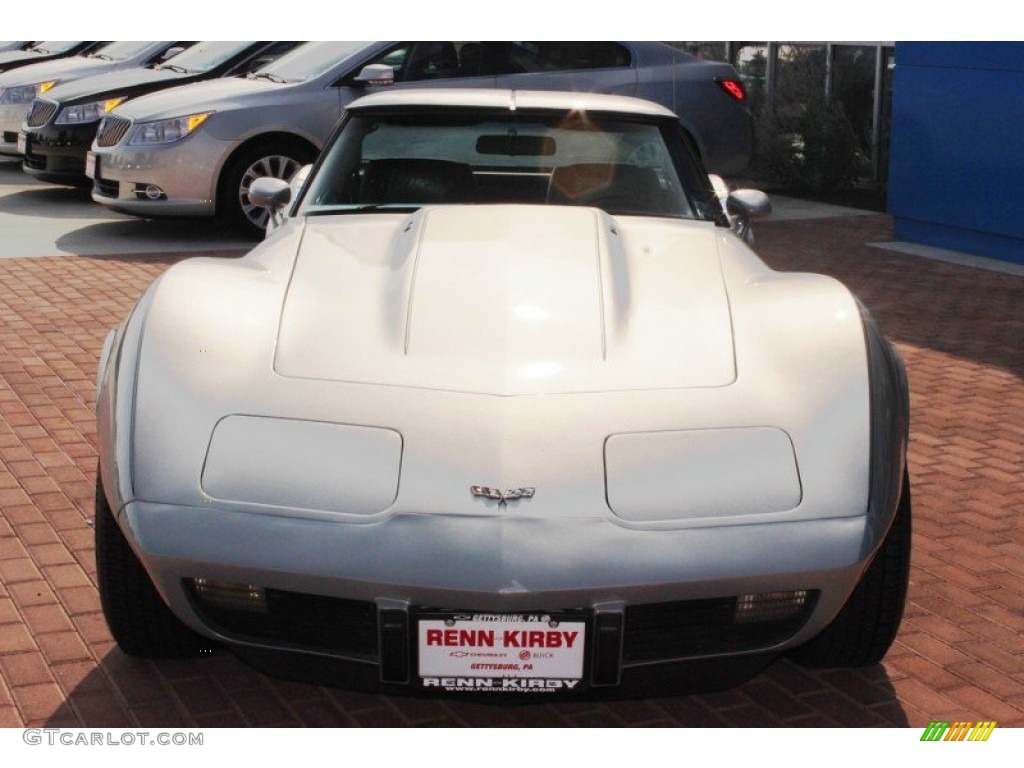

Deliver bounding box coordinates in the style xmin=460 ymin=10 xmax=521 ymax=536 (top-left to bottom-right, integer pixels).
xmin=725 ymin=189 xmax=771 ymax=245
xmin=709 ymin=174 xmax=771 ymax=245
xmin=353 ymin=64 xmax=395 ymax=86
xmin=726 ymin=189 xmax=772 ymax=218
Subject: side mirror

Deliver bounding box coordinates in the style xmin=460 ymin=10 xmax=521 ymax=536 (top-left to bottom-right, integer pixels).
xmin=161 ymin=46 xmax=186 ymax=62
xmin=248 ymin=177 xmax=292 ymax=237
xmin=725 ymin=189 xmax=771 ymax=245
xmin=708 ymin=174 xmax=771 ymax=245
xmin=248 ymin=176 xmax=292 ymax=210
xmin=726 ymin=189 xmax=772 ymax=218
xmin=353 ymin=64 xmax=395 ymax=87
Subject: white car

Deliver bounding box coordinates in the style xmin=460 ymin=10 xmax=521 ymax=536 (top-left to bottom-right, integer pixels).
xmin=96 ymin=89 xmax=910 ymax=697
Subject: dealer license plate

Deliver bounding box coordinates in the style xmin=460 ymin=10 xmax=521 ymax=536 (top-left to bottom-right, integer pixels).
xmin=85 ymin=151 xmax=97 ymax=179
xmin=16 ymin=132 xmax=27 ymax=155
xmin=417 ymin=613 xmax=586 ymax=694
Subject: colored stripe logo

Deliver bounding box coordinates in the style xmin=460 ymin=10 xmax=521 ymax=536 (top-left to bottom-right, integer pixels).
xmin=921 ymin=721 xmax=997 ymax=741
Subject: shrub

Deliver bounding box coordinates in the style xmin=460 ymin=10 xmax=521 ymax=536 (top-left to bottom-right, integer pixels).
xmin=754 ymin=97 xmax=864 ymax=190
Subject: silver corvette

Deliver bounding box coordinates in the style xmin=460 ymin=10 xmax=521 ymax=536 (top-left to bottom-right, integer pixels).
xmin=95 ymin=89 xmax=911 ymax=697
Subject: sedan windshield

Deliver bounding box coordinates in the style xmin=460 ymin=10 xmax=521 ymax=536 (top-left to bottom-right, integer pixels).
xmin=254 ymin=41 xmax=370 ymax=83
xmin=302 ymin=110 xmax=718 ymax=220
xmin=30 ymin=41 xmax=83 ymax=55
xmin=88 ymin=41 xmax=159 ymax=61
xmin=159 ymin=41 xmax=254 ymax=73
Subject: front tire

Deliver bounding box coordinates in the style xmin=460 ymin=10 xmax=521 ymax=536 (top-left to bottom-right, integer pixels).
xmin=95 ymin=476 xmax=212 ymax=658
xmin=792 ymin=470 xmax=912 ymax=668
xmin=219 ymin=139 xmax=315 ymax=239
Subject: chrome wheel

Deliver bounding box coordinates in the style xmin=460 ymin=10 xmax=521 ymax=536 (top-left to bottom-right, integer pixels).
xmin=238 ymin=154 xmax=303 ymax=232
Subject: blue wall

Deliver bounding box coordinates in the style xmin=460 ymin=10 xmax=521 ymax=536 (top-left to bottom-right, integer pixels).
xmin=888 ymin=43 xmax=1024 ymax=264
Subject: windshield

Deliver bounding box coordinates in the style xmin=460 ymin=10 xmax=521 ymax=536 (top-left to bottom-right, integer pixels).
xmin=31 ymin=41 xmax=82 ymax=55
xmin=161 ymin=41 xmax=254 ymax=73
xmin=254 ymin=41 xmax=370 ymax=83
xmin=302 ymin=110 xmax=717 ymax=221
xmin=88 ymin=41 xmax=158 ymax=61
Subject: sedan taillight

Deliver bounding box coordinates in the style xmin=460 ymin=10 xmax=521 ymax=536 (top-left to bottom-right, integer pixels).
xmin=716 ymin=77 xmax=746 ymax=101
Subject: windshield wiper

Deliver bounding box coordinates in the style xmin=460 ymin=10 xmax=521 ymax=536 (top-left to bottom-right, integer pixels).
xmin=307 ymin=204 xmax=422 ymax=216
xmin=158 ymin=64 xmax=190 ymax=74
xmin=247 ymin=71 xmax=286 ymax=83
xmin=89 ymin=53 xmax=112 ymax=60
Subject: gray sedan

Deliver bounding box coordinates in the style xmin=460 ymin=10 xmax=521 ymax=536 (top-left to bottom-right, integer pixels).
xmin=88 ymin=41 xmax=753 ymax=237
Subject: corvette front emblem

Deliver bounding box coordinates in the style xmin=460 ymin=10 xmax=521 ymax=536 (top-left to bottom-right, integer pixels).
xmin=471 ymin=485 xmax=536 ymax=506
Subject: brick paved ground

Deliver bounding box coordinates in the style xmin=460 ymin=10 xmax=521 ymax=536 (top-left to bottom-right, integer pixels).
xmin=0 ymin=215 xmax=1021 ymax=727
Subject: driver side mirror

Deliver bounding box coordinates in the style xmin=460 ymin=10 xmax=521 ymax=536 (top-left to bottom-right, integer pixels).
xmin=353 ymin=64 xmax=395 ymax=87
xmin=248 ymin=177 xmax=292 ymax=237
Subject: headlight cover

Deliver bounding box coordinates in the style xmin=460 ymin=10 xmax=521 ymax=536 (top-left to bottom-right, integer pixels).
xmin=128 ymin=112 xmax=212 ymax=146
xmin=56 ymin=98 xmax=125 ymax=125
xmin=0 ymin=81 xmax=57 ymax=105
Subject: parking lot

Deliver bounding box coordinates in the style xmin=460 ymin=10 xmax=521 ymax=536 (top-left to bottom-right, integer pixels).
xmin=0 ymin=154 xmax=1022 ymax=728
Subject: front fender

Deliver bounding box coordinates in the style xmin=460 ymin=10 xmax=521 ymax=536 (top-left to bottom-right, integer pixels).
xmin=96 ymin=278 xmax=165 ymax=518
xmin=860 ymin=303 xmax=910 ymax=556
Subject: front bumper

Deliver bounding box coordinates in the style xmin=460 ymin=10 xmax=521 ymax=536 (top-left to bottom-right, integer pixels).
xmin=20 ymin=121 xmax=95 ymax=182
xmin=120 ymin=499 xmax=878 ymax=691
xmin=89 ymin=130 xmax=231 ymax=218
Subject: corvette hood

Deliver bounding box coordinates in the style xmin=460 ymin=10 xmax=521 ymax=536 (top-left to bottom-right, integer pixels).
xmin=275 ymin=205 xmax=735 ymax=395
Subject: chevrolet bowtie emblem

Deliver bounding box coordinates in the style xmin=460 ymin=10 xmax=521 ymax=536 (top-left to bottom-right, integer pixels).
xmin=471 ymin=485 xmax=536 ymax=506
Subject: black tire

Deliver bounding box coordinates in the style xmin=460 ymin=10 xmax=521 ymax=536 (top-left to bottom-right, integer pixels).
xmin=95 ymin=475 xmax=212 ymax=658
xmin=791 ymin=470 xmax=911 ymax=668
xmin=218 ymin=138 xmax=316 ymax=239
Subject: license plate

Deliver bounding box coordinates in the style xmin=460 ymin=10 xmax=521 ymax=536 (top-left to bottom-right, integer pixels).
xmin=417 ymin=613 xmax=586 ymax=694
xmin=16 ymin=132 xmax=27 ymax=155
xmin=85 ymin=151 xmax=97 ymax=179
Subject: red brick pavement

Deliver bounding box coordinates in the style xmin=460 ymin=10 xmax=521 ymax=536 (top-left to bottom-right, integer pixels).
xmin=0 ymin=215 xmax=1022 ymax=727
